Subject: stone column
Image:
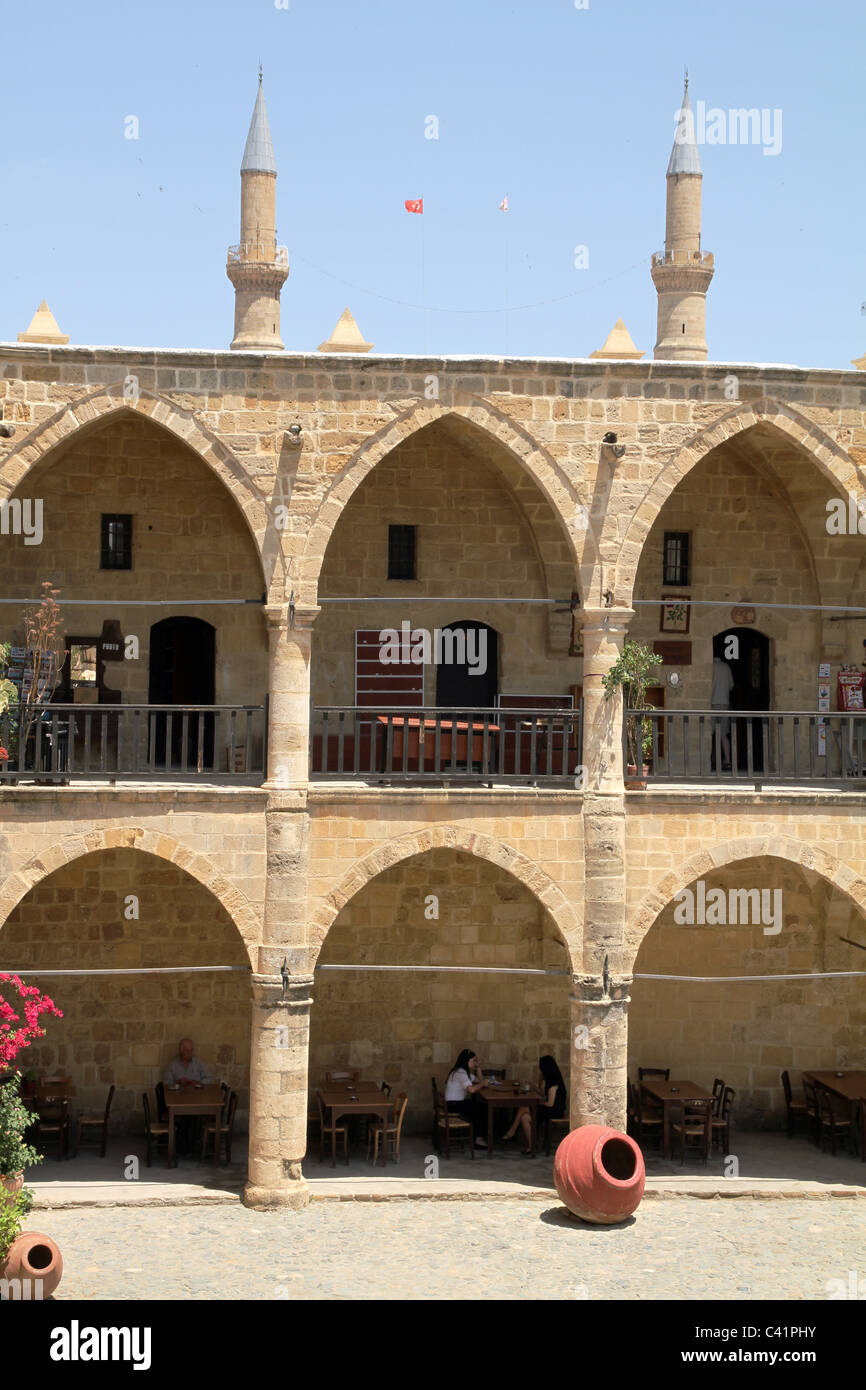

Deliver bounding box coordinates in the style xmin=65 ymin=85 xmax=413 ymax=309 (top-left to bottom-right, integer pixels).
xmin=264 ymin=602 xmax=319 ymax=788
xmin=243 ymin=603 xmax=319 ymax=1209
xmin=570 ymin=969 xmax=632 ymax=1131
xmin=579 ymin=606 xmax=634 ymax=793
xmin=575 ymin=606 xmax=634 ymax=1132
xmin=244 ymin=972 xmax=314 ymax=1210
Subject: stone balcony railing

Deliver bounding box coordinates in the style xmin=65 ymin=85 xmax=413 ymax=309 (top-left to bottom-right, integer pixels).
xmin=651 ymin=248 xmax=715 ymax=269
xmin=227 ymin=242 xmax=289 ymax=268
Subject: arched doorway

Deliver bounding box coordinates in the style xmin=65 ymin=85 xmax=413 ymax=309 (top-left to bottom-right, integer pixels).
xmin=713 ymin=628 xmax=771 ymax=772
xmin=149 ymin=617 xmax=216 ymax=767
xmin=435 ymin=621 xmax=499 ymax=708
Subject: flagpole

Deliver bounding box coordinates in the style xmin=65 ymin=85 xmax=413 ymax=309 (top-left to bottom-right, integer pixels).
xmin=421 ymin=212 xmax=427 ymax=353
xmin=504 ymin=200 xmax=509 ymax=356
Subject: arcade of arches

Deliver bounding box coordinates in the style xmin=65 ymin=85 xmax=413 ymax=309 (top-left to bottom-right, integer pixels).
xmin=2 ymin=346 xmax=866 ymax=1208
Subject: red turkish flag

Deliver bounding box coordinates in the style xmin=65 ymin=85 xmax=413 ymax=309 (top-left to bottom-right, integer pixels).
xmin=404 ymin=198 xmax=423 ymax=214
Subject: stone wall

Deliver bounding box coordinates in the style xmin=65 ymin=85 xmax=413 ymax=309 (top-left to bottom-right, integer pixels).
xmin=0 ymin=848 xmax=251 ymax=1132
xmin=628 ymin=857 xmax=866 ymax=1126
xmin=309 ymin=848 xmax=571 ymax=1131
xmin=315 ymin=419 xmax=581 ymax=705
xmin=0 ymin=413 xmax=268 ymax=713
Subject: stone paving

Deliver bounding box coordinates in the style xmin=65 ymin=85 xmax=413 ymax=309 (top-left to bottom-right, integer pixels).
xmin=28 ymin=1197 xmax=866 ymax=1300
xmin=28 ymin=1131 xmax=866 ymax=1208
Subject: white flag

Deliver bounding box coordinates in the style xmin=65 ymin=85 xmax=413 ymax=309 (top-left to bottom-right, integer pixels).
xmin=499 ymin=194 xmax=508 ymax=212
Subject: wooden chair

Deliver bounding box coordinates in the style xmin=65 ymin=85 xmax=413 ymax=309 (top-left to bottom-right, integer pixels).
xmin=543 ymin=1115 xmax=570 ymax=1157
xmin=325 ymin=1070 xmax=359 ymax=1085
xmin=201 ymin=1091 xmax=238 ymax=1164
xmin=801 ymin=1075 xmax=821 ymax=1145
xmin=816 ymin=1086 xmax=853 ymax=1156
xmin=154 ymin=1081 xmax=168 ymax=1124
xmin=638 ymin=1067 xmax=670 ymax=1081
xmin=431 ymin=1078 xmax=473 ymax=1160
xmin=711 ymin=1078 xmax=725 ymax=1116
xmin=142 ymin=1092 xmax=169 ymax=1168
xmin=74 ymin=1084 xmax=115 ymax=1158
xmin=630 ymin=1079 xmax=663 ymax=1149
xmin=35 ymin=1097 xmax=70 ymax=1160
xmin=316 ymin=1090 xmax=348 ymax=1164
xmin=712 ymin=1086 xmax=735 ymax=1152
xmin=367 ymin=1092 xmax=408 ymax=1165
xmin=670 ymin=1097 xmax=713 ymax=1164
xmin=379 ymin=1080 xmax=392 ymax=1098
xmin=781 ymin=1070 xmax=808 ymax=1139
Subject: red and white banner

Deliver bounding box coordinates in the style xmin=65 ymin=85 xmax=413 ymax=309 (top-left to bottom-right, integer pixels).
xmin=404 ymin=198 xmax=423 ymax=214
xmin=499 ymin=194 xmax=509 ymax=211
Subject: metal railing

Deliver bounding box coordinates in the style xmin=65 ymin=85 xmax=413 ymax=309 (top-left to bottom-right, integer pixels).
xmin=651 ymin=249 xmax=714 ymax=267
xmin=0 ymin=704 xmax=267 ymax=783
xmin=627 ymin=709 xmax=866 ymax=788
xmin=311 ymin=706 xmax=583 ymax=784
xmin=227 ymin=242 xmax=288 ymax=267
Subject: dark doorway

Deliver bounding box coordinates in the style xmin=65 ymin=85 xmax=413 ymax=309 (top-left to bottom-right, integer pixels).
xmin=713 ymin=628 xmax=771 ymax=773
xmin=435 ymin=622 xmax=498 ymax=709
xmin=148 ymin=617 xmax=216 ymax=769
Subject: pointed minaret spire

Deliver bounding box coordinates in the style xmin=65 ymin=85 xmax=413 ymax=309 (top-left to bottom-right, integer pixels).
xmin=227 ymin=72 xmax=289 ymax=350
xmin=651 ymin=70 xmax=714 ymax=360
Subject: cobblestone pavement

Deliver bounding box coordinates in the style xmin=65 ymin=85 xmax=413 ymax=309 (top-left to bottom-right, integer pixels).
xmin=32 ymin=1198 xmax=866 ymax=1300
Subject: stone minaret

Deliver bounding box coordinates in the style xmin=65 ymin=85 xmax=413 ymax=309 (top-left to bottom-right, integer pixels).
xmin=227 ymin=71 xmax=289 ymax=351
xmin=651 ymin=74 xmax=714 ymax=361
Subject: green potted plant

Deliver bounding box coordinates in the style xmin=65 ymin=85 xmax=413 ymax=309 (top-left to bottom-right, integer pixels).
xmin=602 ymin=639 xmax=662 ymax=787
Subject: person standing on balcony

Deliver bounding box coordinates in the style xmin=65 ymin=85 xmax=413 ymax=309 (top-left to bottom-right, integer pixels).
xmin=711 ymin=651 xmax=734 ymax=772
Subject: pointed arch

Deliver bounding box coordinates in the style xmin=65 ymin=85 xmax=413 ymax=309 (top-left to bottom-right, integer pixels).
xmin=296 ymin=398 xmax=593 ymax=605
xmin=611 ymin=398 xmax=861 ymax=604
xmin=0 ymin=385 xmax=280 ymax=597
xmin=0 ymin=827 xmax=261 ymax=961
xmin=310 ymin=823 xmax=581 ymax=968
xmin=629 ymin=833 xmax=866 ymax=963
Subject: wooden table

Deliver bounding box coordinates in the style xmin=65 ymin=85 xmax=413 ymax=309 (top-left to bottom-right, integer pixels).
xmin=164 ymin=1085 xmax=224 ymax=1167
xmin=803 ymin=1071 xmax=866 ymax=1103
xmin=478 ymin=1084 xmax=543 ymax=1159
xmin=640 ymin=1078 xmax=712 ymax=1159
xmin=376 ymin=716 xmax=500 ymax=772
xmin=319 ymin=1086 xmax=393 ymax=1168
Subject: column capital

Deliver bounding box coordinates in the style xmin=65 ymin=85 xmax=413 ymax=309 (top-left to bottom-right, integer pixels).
xmin=251 ymin=971 xmax=314 ymax=1010
xmin=580 ymin=606 xmax=635 ymax=634
xmin=264 ymin=602 xmax=321 ymax=633
xmin=571 ymin=971 xmax=633 ymax=1006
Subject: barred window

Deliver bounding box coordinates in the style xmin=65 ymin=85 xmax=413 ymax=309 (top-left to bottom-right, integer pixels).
xmin=388 ymin=525 xmax=416 ymax=580
xmin=101 ymin=514 xmax=133 ymax=570
xmin=663 ymin=531 xmax=690 ymax=587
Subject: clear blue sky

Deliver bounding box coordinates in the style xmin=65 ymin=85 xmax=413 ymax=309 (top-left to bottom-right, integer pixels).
xmin=2 ymin=0 xmax=863 ymax=367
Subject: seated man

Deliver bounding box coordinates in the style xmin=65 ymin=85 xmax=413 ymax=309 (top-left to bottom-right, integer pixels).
xmin=163 ymin=1037 xmax=213 ymax=1088
xmin=162 ymin=1038 xmax=214 ymax=1157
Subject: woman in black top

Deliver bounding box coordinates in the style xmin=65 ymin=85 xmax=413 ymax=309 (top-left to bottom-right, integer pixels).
xmin=502 ymin=1055 xmax=567 ymax=1154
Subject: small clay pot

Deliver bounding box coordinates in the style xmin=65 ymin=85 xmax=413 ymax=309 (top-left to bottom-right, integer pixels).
xmin=1 ymin=1172 xmax=23 ymax=1204
xmin=554 ymin=1124 xmax=645 ymax=1225
xmin=2 ymin=1231 xmax=63 ymax=1297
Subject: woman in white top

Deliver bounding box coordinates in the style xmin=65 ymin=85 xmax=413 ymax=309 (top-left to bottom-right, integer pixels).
xmin=444 ymin=1049 xmax=487 ymax=1148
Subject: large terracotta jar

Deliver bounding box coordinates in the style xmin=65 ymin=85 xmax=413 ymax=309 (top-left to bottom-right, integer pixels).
xmin=553 ymin=1125 xmax=645 ymax=1224
xmin=1 ymin=1231 xmax=63 ymax=1298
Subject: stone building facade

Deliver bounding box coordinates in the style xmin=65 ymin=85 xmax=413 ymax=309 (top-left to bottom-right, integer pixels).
xmin=2 ymin=80 xmax=866 ymax=1209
